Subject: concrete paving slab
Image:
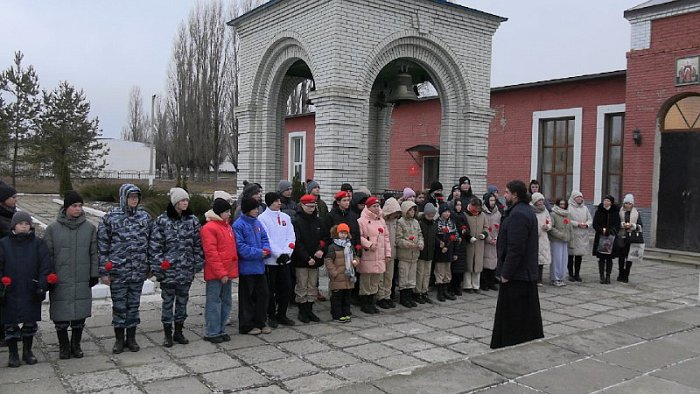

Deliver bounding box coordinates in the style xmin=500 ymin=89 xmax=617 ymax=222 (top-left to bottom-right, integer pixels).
xmin=143 ymin=376 xmax=212 ymax=394
xmin=596 ymin=339 xmax=698 ymax=373
xmin=345 ymin=342 xmax=401 ymax=361
xmin=278 ymin=338 xmax=332 ymax=355
xmin=477 ymin=382 xmax=541 ymax=393
xmin=202 ymin=366 xmax=269 ymax=391
xmin=316 ymin=331 xmax=370 ymax=348
xmin=383 ymin=337 xmax=436 ymax=353
xmin=181 ymin=352 xmax=241 ymax=374
xmin=471 ymin=341 xmax=582 ymax=379
xmin=255 ymin=356 xmax=319 ymax=380
xmin=656 ymin=328 xmax=700 ymax=353
xmin=0 ymin=361 xmax=56 ymax=384
xmin=658 ymin=306 xmax=700 ymax=326
xmin=652 ymin=356 xmax=700 ymax=389
xmin=356 ymin=326 xmax=407 ymax=341
xmin=546 ymin=326 xmax=643 ymax=355
xmin=113 ymin=346 xmax=170 ymax=367
xmin=305 ymin=349 xmax=361 ymax=368
xmin=56 ymin=354 xmax=117 ymax=375
xmin=517 ymin=358 xmax=638 ymax=393
xmin=243 ymin=385 xmax=289 ymax=394
xmin=375 ymin=353 xmax=426 ymax=372
xmin=412 ymin=347 xmax=463 ymax=363
xmin=599 ymin=375 xmax=700 ymax=394
xmin=235 ymin=344 xmax=289 ymax=364
xmin=65 ymin=369 xmax=132 ymax=392
xmin=607 ymin=313 xmax=697 ymax=340
xmin=333 ymin=362 xmax=389 ymax=382
xmin=370 ymin=359 xmax=505 ymax=394
xmin=283 ymin=372 xmax=345 ymax=393
xmin=324 ymin=382 xmax=386 ymax=394
xmin=126 ymin=360 xmax=189 ymax=383
xmin=2 ymin=377 xmax=68 ymax=394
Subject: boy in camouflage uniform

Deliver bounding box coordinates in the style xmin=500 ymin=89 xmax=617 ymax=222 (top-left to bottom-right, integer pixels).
xmin=150 ymin=188 xmax=204 ymax=347
xmin=97 ymin=184 xmax=152 ymax=354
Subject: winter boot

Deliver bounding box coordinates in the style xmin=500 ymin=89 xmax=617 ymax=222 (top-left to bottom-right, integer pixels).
xmin=298 ymin=303 xmax=311 ymax=323
xmin=399 ymin=289 xmax=413 ymax=308
xmin=71 ymin=327 xmax=84 ymax=358
xmin=125 ymin=327 xmax=140 ymax=352
xmin=452 ymin=281 xmax=463 ymax=296
xmin=162 ymin=324 xmax=173 ymax=348
xmin=436 ymin=284 xmax=446 ymax=302
xmin=574 ymin=259 xmax=583 ymax=282
xmin=173 ymin=322 xmax=189 ymax=344
xmin=567 ymin=259 xmax=575 ymax=282
xmin=360 ymin=296 xmax=374 ymax=314
xmin=7 ymin=338 xmax=20 ymax=368
xmin=57 ymin=329 xmax=71 ymax=359
xmin=537 ymin=265 xmax=544 ymax=286
xmin=444 ymin=284 xmax=456 ymax=300
xmin=112 ymin=328 xmax=125 ymax=354
xmin=387 ymin=297 xmax=397 ymax=308
xmin=598 ymin=260 xmax=605 ymax=284
xmin=368 ymin=295 xmax=380 ymax=314
xmin=422 ymin=292 xmax=434 ymax=304
xmin=623 ymin=261 xmax=633 ymax=283
xmin=0 ymin=325 xmax=6 ymax=347
xmin=605 ymin=273 xmax=611 ymax=284
xmin=22 ymin=336 xmax=37 ymax=365
xmin=307 ymin=303 xmax=321 ymax=322
xmin=412 ymin=292 xmax=426 ymax=304
xmin=488 ymin=270 xmax=499 ymax=291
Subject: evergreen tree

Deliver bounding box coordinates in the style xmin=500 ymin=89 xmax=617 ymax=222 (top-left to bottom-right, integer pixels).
xmin=34 ymin=82 xmax=107 ymax=195
xmin=0 ymin=51 xmax=41 ymax=186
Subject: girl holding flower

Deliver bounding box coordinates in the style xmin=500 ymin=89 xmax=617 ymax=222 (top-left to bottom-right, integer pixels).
xmin=549 ymin=198 xmax=572 ymax=286
xmin=482 ymin=193 xmax=502 ymax=291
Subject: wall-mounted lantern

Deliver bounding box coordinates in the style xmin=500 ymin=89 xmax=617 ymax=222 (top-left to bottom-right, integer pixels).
xmin=632 ymin=128 xmax=642 ymax=146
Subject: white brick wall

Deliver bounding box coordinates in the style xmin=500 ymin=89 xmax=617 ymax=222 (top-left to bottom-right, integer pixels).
xmin=626 ymin=3 xmax=700 ymax=51
xmin=232 ymin=0 xmax=503 ymax=199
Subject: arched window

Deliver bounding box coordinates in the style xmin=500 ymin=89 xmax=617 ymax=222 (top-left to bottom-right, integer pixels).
xmin=662 ymin=94 xmax=700 ymax=132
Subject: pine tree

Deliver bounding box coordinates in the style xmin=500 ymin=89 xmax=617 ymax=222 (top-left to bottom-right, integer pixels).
xmin=34 ymin=82 xmax=107 ymax=195
xmin=0 ymin=51 xmax=41 ymax=186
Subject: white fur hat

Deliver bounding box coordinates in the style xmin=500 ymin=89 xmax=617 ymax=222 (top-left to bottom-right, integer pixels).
xmin=623 ymin=194 xmax=635 ymax=204
xmin=169 ymin=187 xmax=190 ymax=206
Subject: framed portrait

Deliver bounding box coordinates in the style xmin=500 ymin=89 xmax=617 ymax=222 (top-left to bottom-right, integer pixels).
xmin=676 ymin=56 xmax=699 ymax=86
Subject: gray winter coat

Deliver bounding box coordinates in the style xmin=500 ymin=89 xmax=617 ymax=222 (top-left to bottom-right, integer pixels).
xmin=97 ymin=184 xmax=152 ymax=283
xmin=44 ymin=209 xmax=98 ymax=321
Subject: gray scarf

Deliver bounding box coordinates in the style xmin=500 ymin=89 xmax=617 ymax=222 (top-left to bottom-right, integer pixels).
xmin=334 ymin=238 xmax=356 ymax=283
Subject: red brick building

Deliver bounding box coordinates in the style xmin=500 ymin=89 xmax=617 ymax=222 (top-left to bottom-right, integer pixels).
xmin=283 ymin=0 xmax=700 ymax=253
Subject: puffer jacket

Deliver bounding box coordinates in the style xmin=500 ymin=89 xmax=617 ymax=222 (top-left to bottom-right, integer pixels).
xmin=418 ymin=215 xmax=437 ymax=261
xmin=0 ymin=204 xmax=16 ymax=239
xmin=44 ymin=209 xmax=98 ymax=322
xmin=201 ymin=210 xmax=239 ymax=280
xmin=567 ymin=191 xmax=593 ymax=256
xmin=396 ymin=201 xmax=424 ymax=262
xmin=357 ymin=206 xmax=391 ymax=274
xmin=532 ymin=203 xmax=552 ymax=266
xmin=97 ymin=184 xmax=152 ymax=283
xmin=150 ymin=203 xmax=204 ymax=285
xmin=0 ymin=231 xmax=52 ymax=324
xmin=324 ymin=241 xmax=357 ymax=290
xmin=233 ymin=214 xmax=270 ymax=275
xmin=549 ymin=205 xmax=571 ymax=243
xmin=383 ymin=198 xmax=401 ymax=260
xmin=291 ymin=205 xmax=324 ymax=269
xmin=482 ymin=205 xmax=501 ymax=270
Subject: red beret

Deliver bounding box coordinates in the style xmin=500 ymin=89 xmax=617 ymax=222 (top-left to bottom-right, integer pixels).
xmin=334 ymin=191 xmax=350 ymax=200
xmin=300 ymin=194 xmax=316 ymax=205
xmin=365 ymin=196 xmax=379 ymax=207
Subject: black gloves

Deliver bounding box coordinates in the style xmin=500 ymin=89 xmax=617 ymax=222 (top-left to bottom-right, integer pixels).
xmin=34 ymin=288 xmax=47 ymax=302
xmin=89 ymin=277 xmax=99 ymax=287
xmin=277 ymin=254 xmax=291 ymax=265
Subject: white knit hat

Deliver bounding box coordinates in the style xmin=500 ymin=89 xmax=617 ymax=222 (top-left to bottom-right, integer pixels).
xmin=623 ymin=194 xmax=635 ymax=204
xmin=169 ymin=187 xmax=190 ymax=206
xmin=213 ymin=190 xmax=233 ymax=202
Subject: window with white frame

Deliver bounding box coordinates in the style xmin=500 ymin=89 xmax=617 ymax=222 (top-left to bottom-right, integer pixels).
xmin=288 ymin=132 xmax=306 ymax=182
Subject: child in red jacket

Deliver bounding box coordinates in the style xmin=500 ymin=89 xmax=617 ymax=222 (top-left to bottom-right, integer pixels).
xmin=201 ymin=198 xmax=239 ymax=343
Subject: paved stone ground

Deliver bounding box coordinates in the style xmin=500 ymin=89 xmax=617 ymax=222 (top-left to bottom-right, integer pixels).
xmin=2 ymin=195 xmax=698 ymax=393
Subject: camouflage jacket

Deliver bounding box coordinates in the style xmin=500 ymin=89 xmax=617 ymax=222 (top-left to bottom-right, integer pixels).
xmin=97 ymin=184 xmax=152 ymax=283
xmin=149 ymin=203 xmax=204 ymax=285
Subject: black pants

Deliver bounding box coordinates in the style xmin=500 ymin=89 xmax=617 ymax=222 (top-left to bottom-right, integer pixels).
xmin=567 ymin=255 xmax=582 ymax=276
xmin=266 ymin=264 xmax=292 ymax=319
xmin=330 ymin=289 xmax=352 ymax=319
xmin=238 ymin=274 xmax=269 ymax=333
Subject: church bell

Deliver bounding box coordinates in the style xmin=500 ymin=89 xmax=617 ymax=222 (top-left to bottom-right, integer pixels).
xmin=386 ymin=72 xmax=419 ymax=103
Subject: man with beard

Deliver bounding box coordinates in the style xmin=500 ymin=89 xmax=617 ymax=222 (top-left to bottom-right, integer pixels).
xmin=490 ymin=180 xmax=543 ymax=349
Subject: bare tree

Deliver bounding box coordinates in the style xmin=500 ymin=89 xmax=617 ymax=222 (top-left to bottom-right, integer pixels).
xmin=121 ymin=86 xmax=149 ymax=142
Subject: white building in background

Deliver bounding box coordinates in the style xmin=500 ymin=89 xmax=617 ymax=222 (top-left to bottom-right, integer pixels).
xmin=97 ymin=139 xmax=154 ymax=179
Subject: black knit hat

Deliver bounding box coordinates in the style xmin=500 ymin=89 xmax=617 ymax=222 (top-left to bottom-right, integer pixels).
xmin=241 ymin=196 xmax=259 ymax=214
xmin=212 ymin=198 xmax=232 ymax=216
xmin=265 ymin=192 xmax=281 ymax=207
xmin=10 ymin=211 xmax=32 ymax=229
xmin=459 ymin=176 xmax=471 ymax=186
xmin=0 ymin=182 xmax=17 ymax=202
xmin=340 ymin=183 xmax=353 ymax=193
xmin=428 ymin=181 xmax=443 ymax=195
xmin=63 ymin=190 xmax=84 ymax=209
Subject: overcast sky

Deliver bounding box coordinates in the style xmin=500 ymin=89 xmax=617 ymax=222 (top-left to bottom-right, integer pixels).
xmin=1 ymin=0 xmax=643 ymax=139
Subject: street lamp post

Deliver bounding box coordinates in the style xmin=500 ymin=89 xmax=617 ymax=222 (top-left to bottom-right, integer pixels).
xmin=148 ymin=94 xmax=156 ymax=189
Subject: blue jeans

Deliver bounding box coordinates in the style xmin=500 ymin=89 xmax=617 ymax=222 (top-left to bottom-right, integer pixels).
xmin=205 ymin=279 xmax=232 ymax=338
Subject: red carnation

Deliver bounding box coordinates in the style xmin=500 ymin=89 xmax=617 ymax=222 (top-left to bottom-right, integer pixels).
xmin=488 ymin=226 xmax=492 ymax=232
xmin=449 ymin=234 xmax=456 ymax=242
xmin=319 ymin=240 xmax=326 ymax=248
xmin=288 ymin=242 xmax=295 ymax=250
xmin=105 ymin=261 xmax=113 ymax=271
xmin=47 ymin=273 xmax=59 ymax=284
xmin=354 ymin=244 xmax=362 ymax=251
xmin=262 ymin=248 xmax=271 ymax=256
xmin=408 ymin=236 xmax=415 ymax=241
xmin=461 ymin=225 xmax=467 ymax=231
xmin=494 ymin=223 xmax=500 ymax=229
xmin=546 ymin=219 xmax=550 ymax=225
xmin=378 ymin=228 xmax=384 ymax=234
xmin=442 ymin=227 xmax=449 ymax=234
xmin=161 ymin=260 xmax=171 ymax=270
xmin=1 ymin=276 xmax=11 ymax=286
xmin=564 ymin=219 xmax=570 ymax=225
